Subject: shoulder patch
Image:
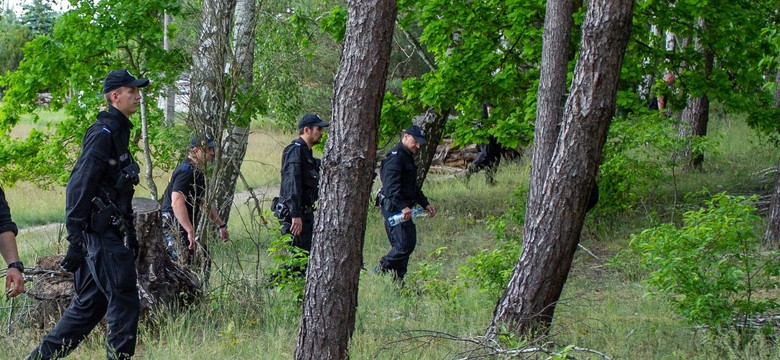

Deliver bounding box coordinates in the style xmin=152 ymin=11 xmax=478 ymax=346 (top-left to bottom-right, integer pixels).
xmin=390 ymin=151 xmax=398 ymax=155
xmin=101 ymin=126 xmax=111 ymax=135
xmin=293 ymin=142 xmax=301 ymax=147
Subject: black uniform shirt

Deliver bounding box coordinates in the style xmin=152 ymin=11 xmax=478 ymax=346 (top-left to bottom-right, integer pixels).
xmin=162 ymin=158 xmax=206 ymax=227
xmin=380 ymin=142 xmax=430 ymax=212
xmin=0 ymin=187 xmax=18 ymax=236
xmin=279 ymin=137 xmax=321 ymax=218
xmin=65 ymin=105 xmax=136 ymax=246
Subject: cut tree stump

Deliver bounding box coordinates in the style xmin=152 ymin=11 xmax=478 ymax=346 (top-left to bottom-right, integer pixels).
xmin=22 ymin=198 xmax=203 ymax=331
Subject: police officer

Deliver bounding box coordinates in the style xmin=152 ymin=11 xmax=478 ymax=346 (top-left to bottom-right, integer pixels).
xmin=0 ymin=187 xmax=24 ymax=298
xmin=464 ymin=102 xmax=501 ymax=185
xmin=376 ymin=125 xmax=437 ymax=281
xmin=278 ymin=114 xmax=329 ymax=257
xmin=28 ymin=69 xmax=148 ymax=359
xmin=161 ymin=135 xmax=229 ymax=263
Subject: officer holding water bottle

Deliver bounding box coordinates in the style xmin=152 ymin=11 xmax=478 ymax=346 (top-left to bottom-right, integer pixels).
xmin=375 ymin=125 xmax=436 ymax=281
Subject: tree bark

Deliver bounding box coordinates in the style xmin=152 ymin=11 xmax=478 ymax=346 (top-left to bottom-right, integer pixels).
xmin=487 ymin=0 xmax=634 ymax=339
xmin=214 ymin=0 xmax=257 ymax=223
xmin=677 ymin=17 xmax=712 ymax=170
xmin=775 ymin=64 xmax=780 ymax=108
xmin=188 ymin=0 xmax=237 ymax=276
xmin=164 ymin=11 xmax=176 ymax=127
xmin=528 ymin=0 xmax=575 ymax=199
xmin=414 ymin=108 xmax=450 ymax=187
xmin=295 ymin=0 xmax=397 ymax=358
xmin=763 ymin=161 xmax=780 ymax=249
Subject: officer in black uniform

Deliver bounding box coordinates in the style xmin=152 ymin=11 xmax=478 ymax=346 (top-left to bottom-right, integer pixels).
xmin=28 ymin=69 xmax=148 ymax=360
xmin=464 ymin=102 xmax=501 ymax=185
xmin=376 ymin=125 xmax=437 ymax=281
xmin=278 ymin=114 xmax=329 ymax=256
xmin=161 ymin=135 xmax=229 ymax=263
xmin=0 ymin=187 xmax=25 ymax=298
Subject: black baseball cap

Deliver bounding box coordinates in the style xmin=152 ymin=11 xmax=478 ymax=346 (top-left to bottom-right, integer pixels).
xmin=403 ymin=125 xmax=427 ymax=145
xmin=103 ymin=69 xmax=150 ymax=94
xmin=298 ymin=114 xmax=330 ymax=129
xmin=189 ymin=135 xmax=217 ymax=149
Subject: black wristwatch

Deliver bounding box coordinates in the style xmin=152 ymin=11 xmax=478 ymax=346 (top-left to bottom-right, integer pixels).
xmin=7 ymin=261 xmax=24 ymax=273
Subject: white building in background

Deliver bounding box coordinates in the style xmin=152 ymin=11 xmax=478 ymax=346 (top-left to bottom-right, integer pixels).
xmin=158 ymin=79 xmax=190 ymax=113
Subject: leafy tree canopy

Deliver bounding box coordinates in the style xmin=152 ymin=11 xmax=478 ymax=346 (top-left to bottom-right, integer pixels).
xmin=0 ymin=0 xmax=188 ymax=188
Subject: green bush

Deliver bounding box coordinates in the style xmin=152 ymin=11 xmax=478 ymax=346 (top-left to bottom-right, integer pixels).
xmin=631 ymin=193 xmax=780 ymax=331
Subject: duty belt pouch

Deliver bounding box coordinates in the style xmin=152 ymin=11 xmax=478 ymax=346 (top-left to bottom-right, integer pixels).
xmin=90 ymin=206 xmax=114 ymax=234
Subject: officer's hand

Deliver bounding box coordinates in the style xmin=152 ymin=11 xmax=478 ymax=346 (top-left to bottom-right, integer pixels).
xmin=125 ymin=234 xmax=139 ymax=260
xmin=219 ymin=227 xmax=229 ymax=242
xmin=426 ymin=205 xmax=437 ymax=218
xmin=60 ymin=243 xmax=86 ymax=273
xmin=5 ymin=268 xmax=24 ymax=298
xmin=402 ymin=207 xmax=412 ymax=221
xmin=291 ymin=217 xmax=303 ymax=236
xmin=187 ymin=232 xmax=197 ymax=250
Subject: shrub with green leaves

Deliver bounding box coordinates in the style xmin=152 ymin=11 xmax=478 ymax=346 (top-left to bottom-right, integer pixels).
xmin=597 ymin=114 xmax=677 ymax=213
xmin=631 ymin=193 xmax=780 ymax=331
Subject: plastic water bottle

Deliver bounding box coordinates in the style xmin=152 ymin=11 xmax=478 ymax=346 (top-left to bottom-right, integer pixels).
xmin=387 ymin=206 xmax=425 ymax=226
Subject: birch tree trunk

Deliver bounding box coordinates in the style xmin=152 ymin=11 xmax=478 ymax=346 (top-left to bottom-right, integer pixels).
xmin=487 ymin=0 xmax=634 ymax=339
xmin=214 ymin=0 xmax=257 ymax=222
xmin=188 ymin=0 xmax=237 ymax=280
xmin=295 ymin=0 xmax=397 ymax=358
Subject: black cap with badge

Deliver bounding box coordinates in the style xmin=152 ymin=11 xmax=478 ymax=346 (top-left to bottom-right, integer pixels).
xmin=189 ymin=135 xmax=217 ymax=149
xmin=403 ymin=125 xmax=427 ymax=145
xmin=103 ymin=69 xmax=150 ymax=94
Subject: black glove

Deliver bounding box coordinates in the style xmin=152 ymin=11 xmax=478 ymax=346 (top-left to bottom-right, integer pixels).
xmin=125 ymin=234 xmax=139 ymax=260
xmin=60 ymin=243 xmax=86 ymax=273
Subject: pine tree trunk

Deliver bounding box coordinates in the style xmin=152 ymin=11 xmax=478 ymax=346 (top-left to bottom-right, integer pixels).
xmin=295 ymin=0 xmax=397 ymax=358
xmin=487 ymin=0 xmax=634 ymax=339
xmin=763 ymin=163 xmax=780 ymax=249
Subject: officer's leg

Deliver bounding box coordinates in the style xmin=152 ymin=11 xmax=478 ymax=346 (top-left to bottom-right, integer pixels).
xmin=29 ymin=243 xmax=109 ymax=359
xmin=291 ymin=213 xmax=314 ymax=253
xmin=97 ymin=231 xmax=139 ymax=359
xmin=379 ymin=214 xmax=417 ymax=280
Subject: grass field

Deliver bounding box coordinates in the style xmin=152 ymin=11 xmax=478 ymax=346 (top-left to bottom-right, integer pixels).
xmin=1 ymin=111 xmax=779 ymax=359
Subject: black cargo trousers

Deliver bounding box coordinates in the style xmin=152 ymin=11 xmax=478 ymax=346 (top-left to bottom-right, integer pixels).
xmin=29 ymin=228 xmax=138 ymax=359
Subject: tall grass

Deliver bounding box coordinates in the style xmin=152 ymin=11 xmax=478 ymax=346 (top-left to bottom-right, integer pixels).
xmin=1 ymin=113 xmax=779 ymax=359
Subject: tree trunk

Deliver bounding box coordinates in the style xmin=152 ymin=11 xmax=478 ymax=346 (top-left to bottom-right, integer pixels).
xmin=188 ymin=0 xmax=237 ymax=275
xmin=487 ymin=0 xmax=634 ymax=339
xmin=139 ymin=92 xmax=158 ymax=200
xmin=214 ymin=0 xmax=257 ymax=223
xmin=164 ymin=11 xmax=176 ymax=127
xmin=763 ymin=162 xmax=780 ymax=249
xmin=413 ymin=108 xmax=450 ymax=187
xmin=295 ymin=0 xmax=397 ymax=358
xmin=677 ymin=17 xmax=712 ymax=170
xmin=528 ymin=0 xmax=575 ymax=199
xmin=775 ymin=64 xmax=780 ymax=108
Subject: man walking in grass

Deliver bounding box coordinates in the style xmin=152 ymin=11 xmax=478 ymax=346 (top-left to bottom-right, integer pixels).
xmin=28 ymin=69 xmax=147 ymax=359
xmin=375 ymin=125 xmax=437 ymax=282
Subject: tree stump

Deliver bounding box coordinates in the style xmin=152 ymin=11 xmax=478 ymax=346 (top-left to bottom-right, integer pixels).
xmin=132 ymin=197 xmax=203 ymax=314
xmin=23 ymin=198 xmax=203 ymax=330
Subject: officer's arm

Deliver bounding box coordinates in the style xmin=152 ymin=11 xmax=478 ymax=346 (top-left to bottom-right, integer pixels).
xmin=281 ymin=147 xmax=304 ymax=218
xmin=381 ymin=155 xmax=404 ymax=211
xmin=0 ymin=187 xmax=18 ymax=239
xmin=171 ymin=191 xmax=194 ymax=235
xmin=65 ymin=129 xmax=110 ymax=247
xmin=414 ymin=183 xmax=430 ymax=209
